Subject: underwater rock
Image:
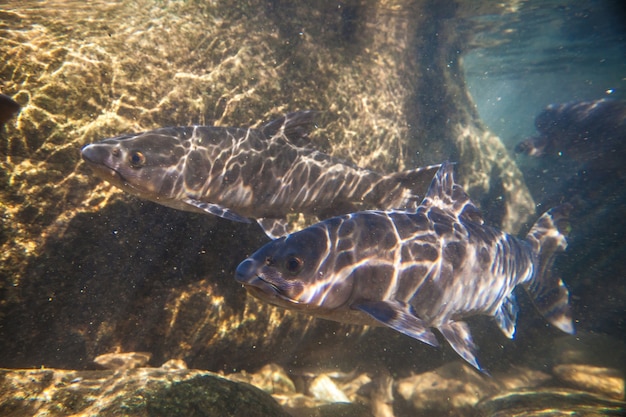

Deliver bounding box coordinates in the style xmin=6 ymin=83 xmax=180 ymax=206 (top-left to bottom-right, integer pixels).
xmin=93 ymin=351 xmax=152 ymax=370
xmin=228 ymin=363 xmax=297 ymax=395
xmin=395 ymin=362 xmax=500 ymax=413
xmin=394 ymin=362 xmax=551 ymax=415
xmin=160 ymin=358 xmax=188 ymax=370
xmin=0 ymin=367 xmax=290 ymax=417
xmin=287 ymin=403 xmax=374 ymax=417
xmin=309 ymin=374 xmax=351 ymax=403
xmin=553 ymin=364 xmax=624 ymax=400
xmin=476 ymin=388 xmax=626 ymax=417
xmin=226 ymin=364 xmax=383 ymax=415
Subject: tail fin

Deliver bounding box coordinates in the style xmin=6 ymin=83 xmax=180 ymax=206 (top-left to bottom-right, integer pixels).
xmin=524 ymin=204 xmax=575 ymax=334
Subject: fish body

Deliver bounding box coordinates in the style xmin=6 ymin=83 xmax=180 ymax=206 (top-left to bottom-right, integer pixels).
xmin=235 ymin=163 xmax=574 ymax=371
xmin=81 ymin=111 xmax=439 ymax=238
xmin=515 ymin=99 xmax=626 ymax=172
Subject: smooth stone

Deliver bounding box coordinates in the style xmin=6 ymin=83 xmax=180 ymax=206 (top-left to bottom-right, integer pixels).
xmin=93 ymin=351 xmax=152 ymax=370
xmin=476 ymin=387 xmax=626 ymax=417
xmin=395 ymin=362 xmax=551 ymax=414
xmin=553 ymin=364 xmax=625 ymax=400
xmin=309 ymin=374 xmax=351 ymax=403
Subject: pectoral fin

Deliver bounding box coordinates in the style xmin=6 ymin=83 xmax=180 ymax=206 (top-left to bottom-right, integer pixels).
xmin=182 ymin=197 xmax=252 ymax=223
xmin=438 ymin=320 xmax=485 ymax=373
xmin=494 ymin=293 xmax=519 ymax=339
xmin=354 ymin=300 xmax=439 ymax=348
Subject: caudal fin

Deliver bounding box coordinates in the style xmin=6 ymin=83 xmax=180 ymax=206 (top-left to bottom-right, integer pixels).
xmin=524 ymin=204 xmax=575 ymax=334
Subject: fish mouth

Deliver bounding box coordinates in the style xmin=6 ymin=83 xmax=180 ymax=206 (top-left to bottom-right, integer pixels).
xmin=245 ymin=275 xmax=300 ymax=305
xmin=81 ymin=145 xmax=126 ymax=181
xmin=82 ymin=159 xmax=137 ymax=191
xmin=81 ymin=146 xmax=142 ymax=192
xmin=235 ymin=258 xmax=299 ymax=305
xmin=83 ymin=159 xmax=125 ymax=181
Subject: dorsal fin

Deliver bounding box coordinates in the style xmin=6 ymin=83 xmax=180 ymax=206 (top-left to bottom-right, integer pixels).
xmin=421 ymin=162 xmax=483 ymax=224
xmin=260 ymin=110 xmax=319 ymax=145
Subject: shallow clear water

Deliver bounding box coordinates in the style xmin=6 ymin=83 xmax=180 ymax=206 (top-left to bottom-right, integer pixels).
xmin=465 ymin=0 xmax=626 ymax=145
xmin=0 ymin=1 xmax=624 ymax=416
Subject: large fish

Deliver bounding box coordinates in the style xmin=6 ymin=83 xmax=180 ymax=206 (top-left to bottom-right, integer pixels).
xmin=235 ymin=163 xmax=574 ymax=371
xmin=81 ymin=111 xmax=439 ymax=238
xmin=515 ymin=99 xmax=626 ymax=173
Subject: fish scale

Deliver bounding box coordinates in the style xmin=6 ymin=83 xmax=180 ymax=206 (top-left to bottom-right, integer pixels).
xmin=235 ymin=163 xmax=574 ymax=372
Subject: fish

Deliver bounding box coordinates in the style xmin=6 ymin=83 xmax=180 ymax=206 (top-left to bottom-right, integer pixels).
xmin=515 ymin=99 xmax=626 ymax=173
xmin=235 ymin=163 xmax=574 ymax=372
xmin=0 ymin=93 xmax=21 ymax=124
xmin=81 ymin=111 xmax=439 ymax=238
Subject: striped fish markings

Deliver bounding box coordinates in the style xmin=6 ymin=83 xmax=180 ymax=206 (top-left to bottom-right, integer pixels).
xmin=81 ymin=111 xmax=439 ymax=238
xmin=235 ymin=163 xmax=574 ymax=371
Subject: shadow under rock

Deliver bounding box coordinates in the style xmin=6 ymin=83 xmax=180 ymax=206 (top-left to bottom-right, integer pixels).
xmin=0 ymin=199 xmax=269 ymax=370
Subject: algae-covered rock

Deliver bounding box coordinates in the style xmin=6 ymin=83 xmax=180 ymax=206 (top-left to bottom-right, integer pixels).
xmin=0 ymin=367 xmax=290 ymax=417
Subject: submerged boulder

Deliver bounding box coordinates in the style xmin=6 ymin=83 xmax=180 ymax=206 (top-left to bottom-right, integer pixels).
xmin=0 ymin=367 xmax=291 ymax=417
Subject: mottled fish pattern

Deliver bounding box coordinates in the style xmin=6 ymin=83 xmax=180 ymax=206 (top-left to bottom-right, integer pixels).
xmin=81 ymin=111 xmax=439 ymax=238
xmin=235 ymin=163 xmax=574 ymax=371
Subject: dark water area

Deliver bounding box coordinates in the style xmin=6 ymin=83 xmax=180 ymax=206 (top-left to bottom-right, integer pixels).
xmin=466 ymin=0 xmax=626 ymax=346
xmin=0 ymin=1 xmax=625 ymax=416
xmin=465 ymin=0 xmax=626 ymax=144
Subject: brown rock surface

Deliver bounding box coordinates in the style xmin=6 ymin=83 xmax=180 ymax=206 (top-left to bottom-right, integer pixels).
xmin=0 ymin=366 xmax=291 ymax=417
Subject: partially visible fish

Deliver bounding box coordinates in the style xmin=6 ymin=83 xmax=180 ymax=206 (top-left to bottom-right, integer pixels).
xmin=235 ymin=163 xmax=574 ymax=372
xmin=0 ymin=94 xmax=20 ymax=124
xmin=81 ymin=111 xmax=439 ymax=238
xmin=515 ymin=99 xmax=626 ymax=173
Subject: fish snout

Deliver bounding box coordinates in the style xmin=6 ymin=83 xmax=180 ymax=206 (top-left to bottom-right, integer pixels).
xmin=235 ymin=258 xmax=259 ymax=284
xmin=81 ymin=143 xmax=114 ymax=164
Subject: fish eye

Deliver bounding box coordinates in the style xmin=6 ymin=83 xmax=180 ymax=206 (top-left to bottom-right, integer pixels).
xmin=285 ymin=256 xmax=304 ymax=274
xmin=265 ymin=256 xmax=274 ymax=266
xmin=129 ymin=151 xmax=145 ymax=167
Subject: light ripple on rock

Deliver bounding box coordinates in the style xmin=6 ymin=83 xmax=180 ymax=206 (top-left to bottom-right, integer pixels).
xmin=309 ymin=374 xmax=351 ymax=404
xmin=553 ymin=364 xmax=625 ymax=400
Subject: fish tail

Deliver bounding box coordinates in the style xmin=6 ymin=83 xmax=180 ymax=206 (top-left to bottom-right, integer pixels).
xmin=523 ymin=204 xmax=575 ymax=334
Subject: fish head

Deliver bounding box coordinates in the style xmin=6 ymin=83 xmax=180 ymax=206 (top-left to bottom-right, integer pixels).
xmin=81 ymin=129 xmax=187 ymax=200
xmin=514 ymin=135 xmax=548 ymax=157
xmin=235 ymin=223 xmax=354 ymax=311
